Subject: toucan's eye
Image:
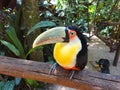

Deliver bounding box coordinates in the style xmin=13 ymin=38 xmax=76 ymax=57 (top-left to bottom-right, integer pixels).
xmin=68 ymin=30 xmax=76 ymax=40
xmin=70 ymin=32 xmax=75 ymax=36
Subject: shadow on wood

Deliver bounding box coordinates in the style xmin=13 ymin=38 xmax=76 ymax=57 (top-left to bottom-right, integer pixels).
xmin=0 ymin=56 xmax=120 ymax=90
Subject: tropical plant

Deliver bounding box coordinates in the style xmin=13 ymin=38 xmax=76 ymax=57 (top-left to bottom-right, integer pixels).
xmin=0 ymin=5 xmax=56 ymax=89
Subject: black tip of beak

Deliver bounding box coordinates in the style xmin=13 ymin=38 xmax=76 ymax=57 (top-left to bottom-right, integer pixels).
xmin=64 ymin=27 xmax=69 ymax=42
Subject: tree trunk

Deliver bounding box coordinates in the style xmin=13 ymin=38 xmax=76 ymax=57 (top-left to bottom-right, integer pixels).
xmin=113 ymin=43 xmax=120 ymax=66
xmin=22 ymin=0 xmax=44 ymax=61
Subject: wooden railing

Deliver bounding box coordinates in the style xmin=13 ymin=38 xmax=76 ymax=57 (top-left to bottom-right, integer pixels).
xmin=0 ymin=56 xmax=120 ymax=90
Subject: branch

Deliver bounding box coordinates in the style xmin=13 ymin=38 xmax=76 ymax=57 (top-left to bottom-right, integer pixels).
xmin=113 ymin=43 xmax=120 ymax=66
xmin=102 ymin=21 xmax=120 ymax=26
xmin=0 ymin=56 xmax=120 ymax=90
xmin=92 ymin=0 xmax=100 ymax=24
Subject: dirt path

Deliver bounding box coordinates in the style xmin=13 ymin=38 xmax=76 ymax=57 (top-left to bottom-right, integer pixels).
xmin=87 ymin=35 xmax=120 ymax=75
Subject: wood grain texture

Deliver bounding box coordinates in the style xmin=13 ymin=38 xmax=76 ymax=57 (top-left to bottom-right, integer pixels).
xmin=0 ymin=56 xmax=120 ymax=90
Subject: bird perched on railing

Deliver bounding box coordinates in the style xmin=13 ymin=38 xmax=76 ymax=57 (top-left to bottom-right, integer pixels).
xmin=33 ymin=25 xmax=88 ymax=79
xmin=97 ymin=59 xmax=110 ymax=74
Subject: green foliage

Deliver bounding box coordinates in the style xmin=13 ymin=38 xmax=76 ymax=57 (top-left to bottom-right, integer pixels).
xmin=25 ymin=79 xmax=40 ymax=88
xmin=0 ymin=51 xmax=5 ymax=56
xmin=5 ymin=26 xmax=25 ymax=58
xmin=0 ymin=9 xmax=25 ymax=58
xmin=0 ymin=80 xmax=15 ymax=90
xmin=15 ymin=78 xmax=22 ymax=85
xmin=88 ymin=5 xmax=96 ymax=13
xmin=0 ymin=78 xmax=22 ymax=90
xmin=27 ymin=21 xmax=56 ymax=35
xmin=47 ymin=56 xmax=54 ymax=64
xmin=0 ymin=8 xmax=41 ymax=89
xmin=0 ymin=40 xmax=20 ymax=56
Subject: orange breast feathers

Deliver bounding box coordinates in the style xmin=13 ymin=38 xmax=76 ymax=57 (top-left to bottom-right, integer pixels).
xmin=53 ymin=36 xmax=82 ymax=70
xmin=62 ymin=66 xmax=80 ymax=70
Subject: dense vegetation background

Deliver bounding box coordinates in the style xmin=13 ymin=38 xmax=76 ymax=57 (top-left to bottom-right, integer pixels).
xmin=0 ymin=0 xmax=120 ymax=89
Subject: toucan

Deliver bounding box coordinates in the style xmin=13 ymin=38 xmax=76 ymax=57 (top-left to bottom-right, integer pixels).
xmin=33 ymin=25 xmax=88 ymax=79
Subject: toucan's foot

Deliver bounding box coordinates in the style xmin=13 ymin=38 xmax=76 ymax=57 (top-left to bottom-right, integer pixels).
xmin=69 ymin=70 xmax=75 ymax=79
xmin=49 ymin=63 xmax=58 ymax=74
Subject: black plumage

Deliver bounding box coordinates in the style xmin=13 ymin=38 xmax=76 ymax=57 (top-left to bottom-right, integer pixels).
xmin=66 ymin=25 xmax=88 ymax=70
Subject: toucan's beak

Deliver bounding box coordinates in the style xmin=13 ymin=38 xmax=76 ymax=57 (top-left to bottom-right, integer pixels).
xmin=33 ymin=27 xmax=67 ymax=48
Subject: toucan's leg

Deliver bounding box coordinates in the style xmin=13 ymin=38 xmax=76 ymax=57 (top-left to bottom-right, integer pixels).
xmin=49 ymin=63 xmax=58 ymax=74
xmin=69 ymin=70 xmax=75 ymax=79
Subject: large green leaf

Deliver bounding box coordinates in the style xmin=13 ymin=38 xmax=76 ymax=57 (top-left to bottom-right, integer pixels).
xmin=5 ymin=26 xmax=25 ymax=58
xmin=27 ymin=21 xmax=56 ymax=35
xmin=0 ymin=40 xmax=20 ymax=56
xmin=0 ymin=80 xmax=15 ymax=90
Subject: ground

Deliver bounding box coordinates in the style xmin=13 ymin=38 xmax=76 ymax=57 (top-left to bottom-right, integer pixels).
xmin=47 ymin=35 xmax=120 ymax=90
xmin=87 ymin=35 xmax=120 ymax=75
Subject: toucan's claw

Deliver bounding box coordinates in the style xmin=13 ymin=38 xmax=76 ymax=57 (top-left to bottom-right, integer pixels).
xmin=49 ymin=63 xmax=58 ymax=74
xmin=49 ymin=63 xmax=76 ymax=79
xmin=69 ymin=70 xmax=75 ymax=79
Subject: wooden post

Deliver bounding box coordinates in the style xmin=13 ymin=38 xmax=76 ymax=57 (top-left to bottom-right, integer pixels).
xmin=113 ymin=44 xmax=120 ymax=66
xmin=0 ymin=56 xmax=120 ymax=90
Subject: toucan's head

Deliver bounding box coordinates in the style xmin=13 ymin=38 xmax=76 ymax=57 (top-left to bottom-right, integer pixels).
xmin=33 ymin=25 xmax=86 ymax=49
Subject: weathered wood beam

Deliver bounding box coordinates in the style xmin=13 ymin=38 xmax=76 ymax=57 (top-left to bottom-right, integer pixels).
xmin=0 ymin=56 xmax=120 ymax=90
